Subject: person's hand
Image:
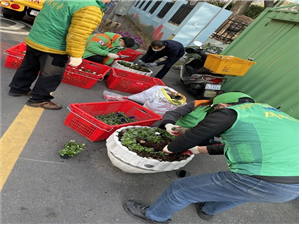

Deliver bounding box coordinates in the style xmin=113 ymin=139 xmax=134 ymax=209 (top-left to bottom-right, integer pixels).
xmin=163 ymin=145 xmax=173 ymax=154
xmin=165 ymin=123 xmax=181 ymax=135
xmin=108 ymin=53 xmax=119 ymax=59
xmin=69 ymin=57 xmax=82 ymax=67
xmin=188 ymin=146 xmax=208 ymax=154
xmin=145 ymin=62 xmax=157 ymax=67
xmin=188 ymin=146 xmax=199 ymax=154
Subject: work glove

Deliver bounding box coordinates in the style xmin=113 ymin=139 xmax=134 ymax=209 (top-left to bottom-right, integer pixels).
xmin=188 ymin=146 xmax=208 ymax=154
xmin=187 ymin=146 xmax=199 ymax=154
xmin=183 ymin=150 xmax=194 ymax=155
xmin=144 ymin=62 xmax=157 ymax=67
xmin=165 ymin=123 xmax=181 ymax=136
xmin=163 ymin=145 xmax=173 ymax=154
xmin=107 ymin=53 xmax=119 ymax=59
xmin=69 ymin=57 xmax=82 ymax=67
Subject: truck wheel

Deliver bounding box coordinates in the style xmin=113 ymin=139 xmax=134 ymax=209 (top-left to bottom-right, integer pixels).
xmin=2 ymin=8 xmax=25 ymax=20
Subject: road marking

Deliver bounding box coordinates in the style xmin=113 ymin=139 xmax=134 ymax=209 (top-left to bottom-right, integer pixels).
xmin=0 ymin=105 xmax=44 ymax=190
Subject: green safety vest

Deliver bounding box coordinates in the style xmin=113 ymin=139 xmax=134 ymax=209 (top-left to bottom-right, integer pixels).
xmin=26 ymin=0 xmax=104 ymax=55
xmin=222 ymin=103 xmax=299 ymax=177
xmin=176 ymin=106 xmax=210 ymax=128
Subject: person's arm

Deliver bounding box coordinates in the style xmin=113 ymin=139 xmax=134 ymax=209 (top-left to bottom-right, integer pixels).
xmin=167 ymin=108 xmax=237 ymax=153
xmin=66 ymin=6 xmax=103 ymax=58
xmin=86 ymin=38 xmax=110 ymax=56
xmin=156 ymin=49 xmax=180 ymax=66
xmin=158 ymin=101 xmax=195 ymax=129
xmin=207 ymin=144 xmax=224 ymax=155
xmin=140 ymin=45 xmax=155 ymax=62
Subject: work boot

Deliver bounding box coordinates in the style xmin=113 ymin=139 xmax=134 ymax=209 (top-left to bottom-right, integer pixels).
xmin=195 ymin=202 xmax=214 ymax=221
xmin=8 ymin=90 xmax=32 ymax=97
xmin=26 ymin=100 xmax=62 ymax=110
xmin=123 ymin=199 xmax=171 ymax=224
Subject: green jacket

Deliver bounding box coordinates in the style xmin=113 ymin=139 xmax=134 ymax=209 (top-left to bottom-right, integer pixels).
xmin=26 ymin=0 xmax=105 ymax=57
xmin=222 ymin=103 xmax=299 ymax=177
xmin=83 ymin=32 xmax=127 ymax=65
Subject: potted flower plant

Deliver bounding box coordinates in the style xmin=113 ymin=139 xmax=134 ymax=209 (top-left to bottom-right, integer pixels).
xmin=58 ymin=140 xmax=85 ymax=159
xmin=106 ymin=126 xmax=194 ymax=173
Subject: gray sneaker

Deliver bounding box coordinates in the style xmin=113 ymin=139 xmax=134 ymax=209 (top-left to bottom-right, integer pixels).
xmin=123 ymin=199 xmax=171 ymax=224
xmin=195 ymin=202 xmax=214 ymax=220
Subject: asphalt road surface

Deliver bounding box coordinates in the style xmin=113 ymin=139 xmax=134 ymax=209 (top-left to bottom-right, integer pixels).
xmin=0 ymin=15 xmax=299 ymax=224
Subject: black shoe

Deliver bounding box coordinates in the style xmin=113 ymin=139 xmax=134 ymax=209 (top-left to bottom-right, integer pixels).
xmin=195 ymin=202 xmax=214 ymax=221
xmin=123 ymin=199 xmax=171 ymax=224
xmin=8 ymin=90 xmax=32 ymax=97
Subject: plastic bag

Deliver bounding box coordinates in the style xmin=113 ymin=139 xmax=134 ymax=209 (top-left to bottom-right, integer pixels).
xmin=128 ymin=85 xmax=166 ymax=104
xmin=142 ymin=87 xmax=186 ymax=115
xmin=103 ymin=90 xmax=128 ymax=101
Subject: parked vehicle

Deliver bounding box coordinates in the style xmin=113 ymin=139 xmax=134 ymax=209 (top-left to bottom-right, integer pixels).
xmin=0 ymin=0 xmax=45 ymax=20
xmin=180 ymin=41 xmax=226 ymax=99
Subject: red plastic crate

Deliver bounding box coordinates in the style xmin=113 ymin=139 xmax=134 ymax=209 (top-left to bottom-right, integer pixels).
xmin=64 ymin=101 xmax=162 ymax=141
xmin=4 ymin=42 xmax=27 ymax=69
xmin=106 ymin=67 xmax=165 ymax=94
xmin=62 ymin=59 xmax=111 ymax=89
xmin=116 ymin=48 xmax=142 ymax=62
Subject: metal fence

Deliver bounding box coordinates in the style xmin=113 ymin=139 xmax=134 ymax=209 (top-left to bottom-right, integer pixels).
xmin=210 ymin=16 xmax=252 ymax=44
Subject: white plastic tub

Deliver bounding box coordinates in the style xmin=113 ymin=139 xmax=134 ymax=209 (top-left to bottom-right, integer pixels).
xmin=106 ymin=126 xmax=194 ymax=173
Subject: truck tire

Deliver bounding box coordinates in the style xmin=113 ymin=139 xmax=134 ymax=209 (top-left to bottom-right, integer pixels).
xmin=2 ymin=8 xmax=25 ymax=20
xmin=2 ymin=12 xmax=13 ymax=19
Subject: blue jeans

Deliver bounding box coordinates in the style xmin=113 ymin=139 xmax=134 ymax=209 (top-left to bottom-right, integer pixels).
xmin=145 ymin=171 xmax=299 ymax=222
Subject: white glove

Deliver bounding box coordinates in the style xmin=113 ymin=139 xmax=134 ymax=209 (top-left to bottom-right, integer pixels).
xmin=188 ymin=146 xmax=199 ymax=154
xmin=165 ymin=123 xmax=181 ymax=135
xmin=107 ymin=53 xmax=119 ymax=59
xmin=69 ymin=57 xmax=82 ymax=67
xmin=163 ymin=145 xmax=173 ymax=154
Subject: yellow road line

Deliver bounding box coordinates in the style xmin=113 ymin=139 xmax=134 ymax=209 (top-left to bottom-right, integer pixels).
xmin=0 ymin=105 xmax=44 ymax=190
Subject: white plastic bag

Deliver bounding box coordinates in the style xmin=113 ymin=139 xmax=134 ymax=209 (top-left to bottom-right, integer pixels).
xmin=128 ymin=85 xmax=166 ymax=104
xmin=140 ymin=87 xmax=186 ymax=115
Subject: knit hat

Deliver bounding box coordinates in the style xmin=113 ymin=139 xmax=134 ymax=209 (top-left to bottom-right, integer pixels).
xmin=213 ymin=92 xmax=255 ymax=105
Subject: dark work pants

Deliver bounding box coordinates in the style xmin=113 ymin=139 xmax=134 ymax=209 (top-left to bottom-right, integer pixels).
xmin=143 ymin=53 xmax=183 ymax=79
xmin=9 ymin=45 xmax=68 ymax=102
xmin=85 ymin=55 xmax=104 ymax=63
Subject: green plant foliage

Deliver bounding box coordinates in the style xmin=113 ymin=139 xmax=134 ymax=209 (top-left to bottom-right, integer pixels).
xmin=208 ymin=1 xmax=235 ymax=10
xmin=120 ymin=127 xmax=175 ymax=155
xmin=244 ymin=5 xmax=264 ymax=19
xmin=95 ymin=112 xmax=136 ymax=125
xmin=58 ymin=140 xmax=85 ymax=157
xmin=118 ymin=61 xmax=151 ymax=72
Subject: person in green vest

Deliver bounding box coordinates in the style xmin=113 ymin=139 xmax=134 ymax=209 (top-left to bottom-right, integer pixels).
xmin=83 ymin=32 xmax=135 ymax=65
xmin=123 ymin=92 xmax=299 ymax=224
xmin=157 ymin=90 xmax=225 ymax=142
xmin=8 ymin=0 xmax=106 ymax=110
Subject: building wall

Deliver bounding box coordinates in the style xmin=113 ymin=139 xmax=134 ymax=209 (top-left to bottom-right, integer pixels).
xmin=127 ymin=1 xmax=232 ymax=46
xmin=220 ymin=7 xmax=299 ymax=119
